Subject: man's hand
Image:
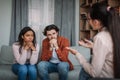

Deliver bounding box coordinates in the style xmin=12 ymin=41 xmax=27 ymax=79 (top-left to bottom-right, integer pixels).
xmin=49 ymin=39 xmax=59 ymax=50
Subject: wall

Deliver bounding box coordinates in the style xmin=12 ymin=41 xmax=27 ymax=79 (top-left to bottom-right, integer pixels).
xmin=0 ymin=0 xmax=12 ymax=50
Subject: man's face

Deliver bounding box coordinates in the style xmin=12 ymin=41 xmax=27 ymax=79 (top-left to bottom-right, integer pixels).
xmin=46 ymin=29 xmax=58 ymax=40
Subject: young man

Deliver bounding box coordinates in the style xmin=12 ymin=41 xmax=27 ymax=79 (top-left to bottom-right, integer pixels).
xmin=37 ymin=24 xmax=73 ymax=80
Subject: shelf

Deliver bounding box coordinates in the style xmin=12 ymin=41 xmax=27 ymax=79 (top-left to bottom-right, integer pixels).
xmin=80 ymin=31 xmax=90 ymax=40
xmin=79 ymin=0 xmax=119 ymax=40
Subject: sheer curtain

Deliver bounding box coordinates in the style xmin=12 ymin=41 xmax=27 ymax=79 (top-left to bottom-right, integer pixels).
xmin=54 ymin=0 xmax=75 ymax=46
xmin=9 ymin=0 xmax=28 ymax=45
xmin=28 ymin=0 xmax=55 ymax=46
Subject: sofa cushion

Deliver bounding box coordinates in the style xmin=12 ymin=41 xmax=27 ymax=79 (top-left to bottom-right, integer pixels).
xmin=89 ymin=78 xmax=119 ymax=80
xmin=0 ymin=45 xmax=14 ymax=64
xmin=0 ymin=64 xmax=17 ymax=80
xmin=49 ymin=65 xmax=81 ymax=80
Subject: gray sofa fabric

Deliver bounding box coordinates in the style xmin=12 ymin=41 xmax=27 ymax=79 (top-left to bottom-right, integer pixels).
xmin=0 ymin=45 xmax=90 ymax=80
xmin=0 ymin=65 xmax=17 ymax=80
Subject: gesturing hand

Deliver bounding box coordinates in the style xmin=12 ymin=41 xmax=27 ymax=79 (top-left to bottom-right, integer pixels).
xmin=66 ymin=47 xmax=79 ymax=55
xmin=79 ymin=39 xmax=93 ymax=48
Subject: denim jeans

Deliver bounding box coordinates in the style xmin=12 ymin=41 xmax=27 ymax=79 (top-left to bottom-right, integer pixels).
xmin=12 ymin=63 xmax=37 ymax=80
xmin=79 ymin=68 xmax=92 ymax=80
xmin=37 ymin=61 xmax=69 ymax=80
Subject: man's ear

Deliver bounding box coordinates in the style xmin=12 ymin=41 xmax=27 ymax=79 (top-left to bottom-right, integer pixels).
xmin=56 ymin=32 xmax=58 ymax=35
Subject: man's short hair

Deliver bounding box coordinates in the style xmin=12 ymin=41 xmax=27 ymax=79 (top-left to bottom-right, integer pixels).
xmin=43 ymin=24 xmax=59 ymax=36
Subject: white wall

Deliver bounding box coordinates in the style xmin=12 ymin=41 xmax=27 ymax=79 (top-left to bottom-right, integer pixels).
xmin=0 ymin=0 xmax=12 ymax=49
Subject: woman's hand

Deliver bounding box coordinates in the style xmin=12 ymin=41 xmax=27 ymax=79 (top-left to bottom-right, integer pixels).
xmin=23 ymin=42 xmax=29 ymax=50
xmin=27 ymin=42 xmax=36 ymax=51
xmin=66 ymin=47 xmax=79 ymax=55
xmin=79 ymin=39 xmax=93 ymax=48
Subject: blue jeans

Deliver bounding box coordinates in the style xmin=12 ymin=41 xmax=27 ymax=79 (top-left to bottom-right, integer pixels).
xmin=12 ymin=63 xmax=37 ymax=80
xmin=79 ymin=68 xmax=92 ymax=80
xmin=37 ymin=61 xmax=69 ymax=80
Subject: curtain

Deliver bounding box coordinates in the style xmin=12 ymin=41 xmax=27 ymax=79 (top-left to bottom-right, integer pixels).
xmin=28 ymin=0 xmax=55 ymax=46
xmin=54 ymin=0 xmax=75 ymax=46
xmin=9 ymin=0 xmax=28 ymax=45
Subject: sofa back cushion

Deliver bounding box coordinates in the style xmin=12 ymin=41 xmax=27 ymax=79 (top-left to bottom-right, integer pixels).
xmin=0 ymin=45 xmax=14 ymax=64
xmin=0 ymin=45 xmax=90 ymax=65
xmin=68 ymin=46 xmax=90 ymax=66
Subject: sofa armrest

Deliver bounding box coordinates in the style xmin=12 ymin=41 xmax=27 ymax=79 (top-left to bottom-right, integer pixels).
xmin=0 ymin=45 xmax=14 ymax=64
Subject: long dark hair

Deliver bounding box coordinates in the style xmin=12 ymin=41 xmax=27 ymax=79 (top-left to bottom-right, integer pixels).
xmin=18 ymin=27 xmax=36 ymax=53
xmin=90 ymin=2 xmax=120 ymax=78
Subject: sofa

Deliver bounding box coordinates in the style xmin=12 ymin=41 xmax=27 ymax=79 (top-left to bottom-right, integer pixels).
xmin=0 ymin=45 xmax=90 ymax=80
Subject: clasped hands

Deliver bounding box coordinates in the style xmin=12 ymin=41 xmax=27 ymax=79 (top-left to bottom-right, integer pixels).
xmin=24 ymin=42 xmax=36 ymax=51
xmin=66 ymin=39 xmax=93 ymax=55
xmin=49 ymin=39 xmax=59 ymax=50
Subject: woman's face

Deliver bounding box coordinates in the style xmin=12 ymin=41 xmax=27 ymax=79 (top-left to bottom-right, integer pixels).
xmin=22 ymin=31 xmax=34 ymax=42
xmin=87 ymin=14 xmax=102 ymax=30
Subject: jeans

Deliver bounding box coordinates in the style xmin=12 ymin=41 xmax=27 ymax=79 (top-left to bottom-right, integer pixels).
xmin=37 ymin=61 xmax=69 ymax=80
xmin=12 ymin=63 xmax=37 ymax=80
xmin=79 ymin=68 xmax=92 ymax=80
